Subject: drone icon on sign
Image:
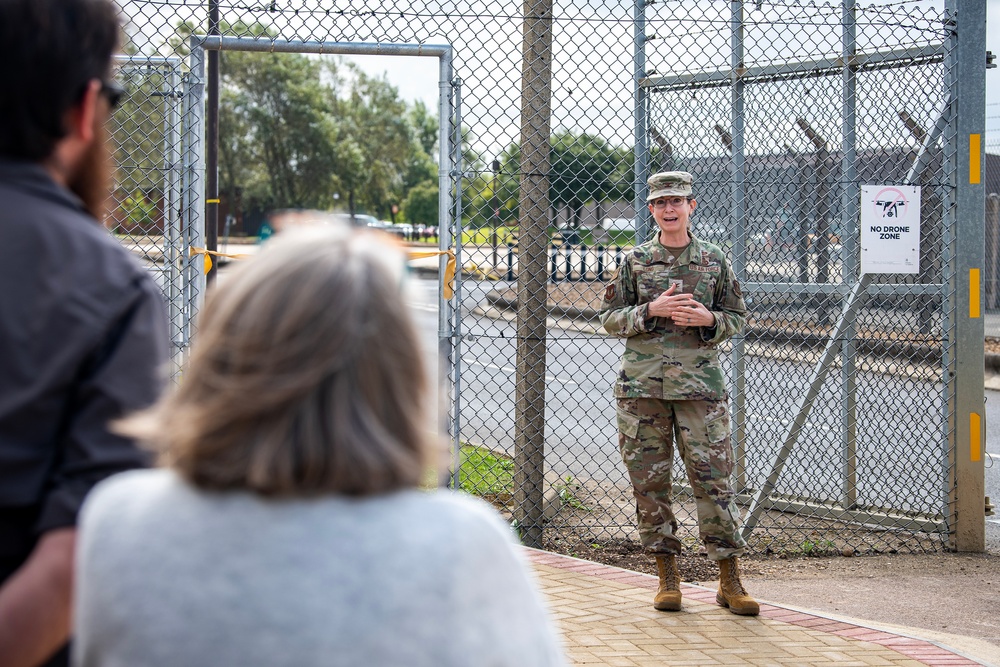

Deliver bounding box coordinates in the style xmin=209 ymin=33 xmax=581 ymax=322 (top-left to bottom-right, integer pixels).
xmin=872 ymin=187 xmax=908 ymax=219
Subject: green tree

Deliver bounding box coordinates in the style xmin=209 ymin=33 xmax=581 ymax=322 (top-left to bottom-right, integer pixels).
xmin=403 ymin=181 xmax=439 ymax=225
xmin=121 ymin=189 xmax=157 ymax=233
xmin=160 ymin=20 xmax=421 ymax=218
xmin=548 ymin=131 xmax=616 ymax=229
xmin=403 ymin=101 xmax=438 ymax=195
xmin=606 ymin=146 xmax=635 ymax=203
xmin=409 ymin=101 xmax=438 ymax=158
xmin=335 ymin=67 xmax=413 ymax=218
xmin=222 ymin=51 xmax=340 ymax=211
xmin=111 ymin=61 xmax=177 ymax=201
xmin=497 ymin=132 xmax=630 ymax=229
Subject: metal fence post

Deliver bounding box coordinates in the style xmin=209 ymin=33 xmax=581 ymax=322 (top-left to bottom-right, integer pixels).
xmin=633 ymin=0 xmax=649 ymax=242
xmin=449 ymin=77 xmax=465 ymax=493
xmin=184 ymin=39 xmax=206 ymax=344
xmin=839 ymin=0 xmax=859 ymax=510
xmin=949 ymin=0 xmax=987 ymax=552
xmin=205 ymin=0 xmax=219 ymax=285
xmin=729 ymin=0 xmax=748 ymax=491
xmin=165 ymin=61 xmax=184 ymax=375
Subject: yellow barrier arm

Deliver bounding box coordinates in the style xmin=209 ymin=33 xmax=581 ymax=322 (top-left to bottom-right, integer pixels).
xmin=188 ymin=246 xmax=457 ymax=300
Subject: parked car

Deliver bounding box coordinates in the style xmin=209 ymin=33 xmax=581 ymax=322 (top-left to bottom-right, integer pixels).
xmin=378 ymin=221 xmax=406 ymax=239
xmin=354 ymin=214 xmax=380 ymax=228
xmin=393 ymin=223 xmax=415 ymax=240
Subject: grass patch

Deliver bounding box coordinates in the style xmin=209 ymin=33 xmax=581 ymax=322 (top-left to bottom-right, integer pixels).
xmin=800 ymin=539 xmax=838 ymax=557
xmin=456 ymin=444 xmax=513 ymax=504
xmin=556 ymin=475 xmax=591 ymax=511
xmin=460 ymin=227 xmax=519 ymax=245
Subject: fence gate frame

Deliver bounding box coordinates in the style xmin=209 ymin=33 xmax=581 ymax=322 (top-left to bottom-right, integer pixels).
xmin=182 ymin=35 xmax=464 ymax=459
xmin=634 ymin=0 xmax=986 ymax=550
xmin=111 ymin=54 xmax=199 ymax=377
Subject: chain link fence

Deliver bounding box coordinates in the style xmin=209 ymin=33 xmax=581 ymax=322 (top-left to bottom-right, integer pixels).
xmin=113 ymin=0 xmax=984 ymax=556
xmin=110 ymin=52 xmax=204 ymax=377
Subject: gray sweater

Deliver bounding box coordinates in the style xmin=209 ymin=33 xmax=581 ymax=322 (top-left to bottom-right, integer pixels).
xmin=73 ymin=470 xmax=566 ymax=667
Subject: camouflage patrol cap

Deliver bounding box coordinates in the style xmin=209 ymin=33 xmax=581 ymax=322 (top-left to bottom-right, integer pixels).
xmin=646 ymin=171 xmax=693 ymax=201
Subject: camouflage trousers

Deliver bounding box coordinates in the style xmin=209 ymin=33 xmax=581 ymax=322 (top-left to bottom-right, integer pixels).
xmin=616 ymin=397 xmax=747 ymax=561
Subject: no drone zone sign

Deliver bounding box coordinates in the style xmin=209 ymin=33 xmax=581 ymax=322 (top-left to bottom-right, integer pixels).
xmin=860 ymin=184 xmax=921 ymax=275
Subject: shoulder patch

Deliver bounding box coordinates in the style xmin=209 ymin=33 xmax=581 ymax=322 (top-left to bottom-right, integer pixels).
xmin=604 ymin=283 xmax=616 ymax=301
xmin=732 ymin=279 xmax=742 ymax=297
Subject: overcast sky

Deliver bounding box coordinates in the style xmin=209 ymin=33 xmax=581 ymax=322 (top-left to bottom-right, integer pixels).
xmin=343 ymin=1 xmax=999 ymax=152
xmin=119 ymin=0 xmax=998 ymax=154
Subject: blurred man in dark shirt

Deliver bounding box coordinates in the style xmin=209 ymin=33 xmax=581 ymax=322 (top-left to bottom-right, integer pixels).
xmin=0 ymin=1 xmax=169 ymax=664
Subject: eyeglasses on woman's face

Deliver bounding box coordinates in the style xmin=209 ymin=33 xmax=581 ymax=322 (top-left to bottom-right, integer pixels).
xmin=650 ymin=197 xmax=688 ymax=209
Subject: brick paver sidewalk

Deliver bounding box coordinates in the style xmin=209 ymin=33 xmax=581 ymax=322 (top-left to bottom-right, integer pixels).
xmin=527 ymin=549 xmax=997 ymax=667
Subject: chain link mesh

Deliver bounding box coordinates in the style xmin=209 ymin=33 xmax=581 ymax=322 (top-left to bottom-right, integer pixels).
xmin=110 ymin=53 xmax=200 ymax=377
xmin=114 ymin=0 xmax=965 ymax=556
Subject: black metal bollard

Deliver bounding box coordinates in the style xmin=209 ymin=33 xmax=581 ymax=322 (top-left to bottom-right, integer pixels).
xmin=579 ymin=243 xmax=588 ymax=281
xmin=550 ymin=244 xmax=558 ymax=282
xmin=597 ymin=245 xmax=605 ymax=280
xmin=507 ymin=243 xmax=515 ymax=281
xmin=564 ymin=243 xmax=572 ymax=281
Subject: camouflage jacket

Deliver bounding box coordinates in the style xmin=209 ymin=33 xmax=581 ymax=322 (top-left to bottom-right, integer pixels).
xmin=599 ymin=233 xmax=746 ymax=400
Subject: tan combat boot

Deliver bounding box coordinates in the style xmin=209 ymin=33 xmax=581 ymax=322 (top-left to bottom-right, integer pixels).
xmin=653 ymin=554 xmax=682 ymax=611
xmin=716 ymin=556 xmax=760 ymax=616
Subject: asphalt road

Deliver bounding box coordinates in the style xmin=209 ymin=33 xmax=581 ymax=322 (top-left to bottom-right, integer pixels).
xmin=410 ymin=275 xmax=1000 ymax=549
xmin=207 ymin=261 xmax=997 ymax=548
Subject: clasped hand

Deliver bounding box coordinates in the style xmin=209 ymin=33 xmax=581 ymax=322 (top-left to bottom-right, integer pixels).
xmin=648 ymin=284 xmax=714 ymax=328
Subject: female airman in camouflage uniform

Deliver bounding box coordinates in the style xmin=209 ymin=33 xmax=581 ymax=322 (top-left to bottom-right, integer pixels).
xmin=599 ymin=171 xmax=759 ymax=616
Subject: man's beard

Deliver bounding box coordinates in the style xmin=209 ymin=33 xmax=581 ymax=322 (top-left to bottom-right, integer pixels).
xmin=67 ymin=121 xmax=113 ymax=221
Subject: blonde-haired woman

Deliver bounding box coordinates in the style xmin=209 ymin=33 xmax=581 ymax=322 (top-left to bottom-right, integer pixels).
xmin=73 ymin=221 xmax=565 ymax=667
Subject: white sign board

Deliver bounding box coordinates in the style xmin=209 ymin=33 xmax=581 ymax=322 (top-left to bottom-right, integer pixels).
xmin=860 ymin=184 xmax=921 ymax=275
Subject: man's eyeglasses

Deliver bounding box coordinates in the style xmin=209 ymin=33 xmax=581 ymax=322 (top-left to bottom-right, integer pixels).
xmin=99 ymin=79 xmax=126 ymax=110
xmin=650 ymin=197 xmax=688 ymax=209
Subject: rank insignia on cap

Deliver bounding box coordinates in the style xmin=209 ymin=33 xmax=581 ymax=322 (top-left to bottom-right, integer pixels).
xmin=646 ymin=171 xmax=694 ymax=201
